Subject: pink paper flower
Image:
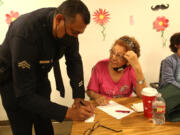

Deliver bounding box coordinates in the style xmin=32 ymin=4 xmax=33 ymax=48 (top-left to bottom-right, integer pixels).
xmin=153 ymin=16 xmax=169 ymax=47
xmin=129 ymin=16 xmax=134 ymax=25
xmin=93 ymin=8 xmax=110 ymax=41
xmin=93 ymin=8 xmax=110 ymax=25
xmin=153 ymin=16 xmax=169 ymax=31
xmin=5 ymin=11 xmax=19 ymax=25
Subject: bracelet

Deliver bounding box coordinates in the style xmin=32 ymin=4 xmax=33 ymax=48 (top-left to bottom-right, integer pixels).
xmin=137 ymin=79 xmax=145 ymax=85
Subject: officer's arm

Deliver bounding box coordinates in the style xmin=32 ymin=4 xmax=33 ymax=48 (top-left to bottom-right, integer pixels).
xmin=10 ymin=36 xmax=68 ymax=122
xmin=64 ymin=38 xmax=85 ymax=99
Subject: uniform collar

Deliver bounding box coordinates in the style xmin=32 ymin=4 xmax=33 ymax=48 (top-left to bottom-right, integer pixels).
xmin=46 ymin=9 xmax=55 ymax=35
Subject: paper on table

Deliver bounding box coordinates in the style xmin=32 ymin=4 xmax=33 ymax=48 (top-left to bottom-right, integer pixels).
xmin=85 ymin=114 xmax=95 ymax=123
xmin=131 ymin=102 xmax=144 ymax=112
xmin=97 ymin=100 xmax=134 ymax=119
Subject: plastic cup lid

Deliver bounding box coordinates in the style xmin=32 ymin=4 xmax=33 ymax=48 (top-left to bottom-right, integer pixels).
xmin=141 ymin=87 xmax=158 ymax=96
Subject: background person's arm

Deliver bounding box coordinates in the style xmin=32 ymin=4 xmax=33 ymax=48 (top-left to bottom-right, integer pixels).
xmin=161 ymin=59 xmax=180 ymax=88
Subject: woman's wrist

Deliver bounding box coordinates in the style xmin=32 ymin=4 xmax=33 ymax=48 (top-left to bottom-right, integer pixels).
xmin=131 ymin=61 xmax=141 ymax=70
xmin=136 ymin=79 xmax=145 ymax=85
xmin=87 ymin=90 xmax=101 ymax=100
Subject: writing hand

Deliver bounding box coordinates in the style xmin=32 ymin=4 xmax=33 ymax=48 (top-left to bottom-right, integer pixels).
xmin=65 ymin=105 xmax=94 ymax=121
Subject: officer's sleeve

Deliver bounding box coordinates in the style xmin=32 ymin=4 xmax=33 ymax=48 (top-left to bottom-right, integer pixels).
xmin=64 ymin=38 xmax=85 ymax=99
xmin=10 ymin=36 xmax=68 ymax=122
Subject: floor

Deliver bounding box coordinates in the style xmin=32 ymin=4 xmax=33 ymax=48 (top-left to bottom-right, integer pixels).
xmin=0 ymin=121 xmax=73 ymax=135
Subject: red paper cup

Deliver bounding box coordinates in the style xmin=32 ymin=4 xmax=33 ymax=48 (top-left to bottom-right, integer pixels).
xmin=141 ymin=87 xmax=158 ymax=118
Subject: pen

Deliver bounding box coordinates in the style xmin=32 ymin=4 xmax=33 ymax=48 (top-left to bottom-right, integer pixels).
xmin=115 ymin=110 xmax=130 ymax=113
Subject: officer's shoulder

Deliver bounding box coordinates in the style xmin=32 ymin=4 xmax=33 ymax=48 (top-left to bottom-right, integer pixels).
xmin=10 ymin=8 xmax=55 ymax=39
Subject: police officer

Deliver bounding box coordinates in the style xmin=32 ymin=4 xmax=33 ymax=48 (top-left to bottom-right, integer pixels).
xmin=0 ymin=0 xmax=94 ymax=135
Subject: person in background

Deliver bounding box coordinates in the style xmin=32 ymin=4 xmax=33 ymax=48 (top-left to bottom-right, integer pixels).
xmin=0 ymin=0 xmax=94 ymax=135
xmin=86 ymin=36 xmax=147 ymax=106
xmin=159 ymin=32 xmax=180 ymax=89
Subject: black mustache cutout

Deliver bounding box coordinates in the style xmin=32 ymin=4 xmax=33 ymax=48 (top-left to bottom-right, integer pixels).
xmin=151 ymin=4 xmax=169 ymax=11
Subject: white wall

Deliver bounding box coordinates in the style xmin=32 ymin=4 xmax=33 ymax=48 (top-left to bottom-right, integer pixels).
xmin=0 ymin=0 xmax=179 ymax=120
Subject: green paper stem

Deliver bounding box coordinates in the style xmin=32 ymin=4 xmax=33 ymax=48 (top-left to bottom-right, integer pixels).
xmin=161 ymin=31 xmax=167 ymax=47
xmin=101 ymin=25 xmax=106 ymax=41
xmin=0 ymin=0 xmax=3 ymax=6
xmin=161 ymin=31 xmax=164 ymax=37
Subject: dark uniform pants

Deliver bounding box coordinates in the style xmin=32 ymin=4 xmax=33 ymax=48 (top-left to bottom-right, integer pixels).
xmin=0 ymin=80 xmax=54 ymax=135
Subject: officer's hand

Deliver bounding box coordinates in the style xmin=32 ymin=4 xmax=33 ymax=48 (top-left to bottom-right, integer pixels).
xmin=95 ymin=96 xmax=109 ymax=106
xmin=72 ymin=98 xmax=95 ymax=112
xmin=65 ymin=105 xmax=94 ymax=121
xmin=72 ymin=98 xmax=84 ymax=108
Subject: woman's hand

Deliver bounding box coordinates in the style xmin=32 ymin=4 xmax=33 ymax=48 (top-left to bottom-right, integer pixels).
xmin=124 ymin=51 xmax=139 ymax=68
xmin=95 ymin=96 xmax=109 ymax=106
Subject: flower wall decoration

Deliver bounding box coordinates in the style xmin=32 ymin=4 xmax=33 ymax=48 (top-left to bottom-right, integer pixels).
xmin=0 ymin=0 xmax=3 ymax=6
xmin=129 ymin=16 xmax=134 ymax=25
xmin=153 ymin=16 xmax=169 ymax=47
xmin=5 ymin=11 xmax=19 ymax=25
xmin=93 ymin=8 xmax=110 ymax=41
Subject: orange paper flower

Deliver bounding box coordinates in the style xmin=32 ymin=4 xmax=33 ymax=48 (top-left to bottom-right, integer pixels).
xmin=5 ymin=11 xmax=19 ymax=25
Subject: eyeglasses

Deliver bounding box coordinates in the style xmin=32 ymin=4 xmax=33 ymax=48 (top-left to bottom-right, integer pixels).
xmin=109 ymin=49 xmax=127 ymax=61
xmin=83 ymin=121 xmax=122 ymax=135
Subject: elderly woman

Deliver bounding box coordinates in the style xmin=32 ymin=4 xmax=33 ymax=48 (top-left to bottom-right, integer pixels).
xmin=86 ymin=36 xmax=146 ymax=106
xmin=159 ymin=32 xmax=180 ymax=89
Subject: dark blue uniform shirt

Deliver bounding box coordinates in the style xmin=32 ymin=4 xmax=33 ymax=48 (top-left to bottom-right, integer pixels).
xmin=0 ymin=8 xmax=85 ymax=121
